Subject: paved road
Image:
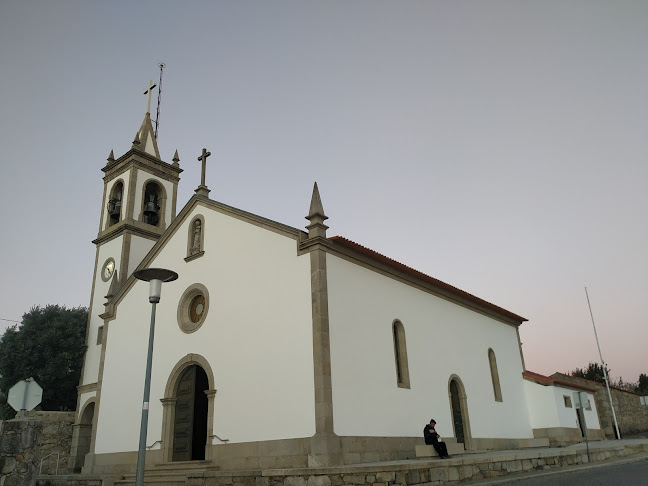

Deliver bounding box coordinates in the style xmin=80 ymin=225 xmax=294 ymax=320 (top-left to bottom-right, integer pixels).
xmin=486 ymin=458 xmax=648 ymax=485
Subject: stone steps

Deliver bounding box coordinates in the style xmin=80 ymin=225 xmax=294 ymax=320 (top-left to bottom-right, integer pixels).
xmin=115 ymin=460 xmax=219 ymax=486
xmin=415 ymin=441 xmax=465 ymax=459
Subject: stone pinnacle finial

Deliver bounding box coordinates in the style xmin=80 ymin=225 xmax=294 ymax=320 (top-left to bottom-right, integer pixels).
xmin=132 ymin=131 xmax=141 ymax=147
xmin=107 ymin=149 xmax=115 ymax=162
xmin=172 ymin=149 xmax=180 ymax=167
xmin=306 ymin=182 xmax=329 ymax=239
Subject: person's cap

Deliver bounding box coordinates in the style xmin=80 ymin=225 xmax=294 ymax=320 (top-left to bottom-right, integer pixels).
xmin=429 ymin=419 xmax=436 ymax=424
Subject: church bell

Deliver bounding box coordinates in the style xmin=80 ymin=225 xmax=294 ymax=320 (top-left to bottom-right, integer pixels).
xmin=107 ymin=198 xmax=121 ymax=219
xmin=143 ymin=195 xmax=159 ymax=219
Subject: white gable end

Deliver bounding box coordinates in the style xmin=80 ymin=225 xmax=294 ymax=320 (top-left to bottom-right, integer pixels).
xmin=94 ymin=203 xmax=315 ymax=454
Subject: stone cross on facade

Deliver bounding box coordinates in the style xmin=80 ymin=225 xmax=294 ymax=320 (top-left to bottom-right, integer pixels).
xmin=195 ymin=148 xmax=212 ymax=197
xmin=143 ymin=80 xmax=157 ymax=114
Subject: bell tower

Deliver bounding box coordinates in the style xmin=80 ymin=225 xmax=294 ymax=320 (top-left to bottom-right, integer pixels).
xmin=72 ymin=82 xmax=182 ymax=472
xmin=94 ymin=112 xmax=182 ymax=286
xmin=77 ymin=109 xmax=181 ymax=408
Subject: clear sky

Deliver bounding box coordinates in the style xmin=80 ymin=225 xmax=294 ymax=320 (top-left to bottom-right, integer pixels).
xmin=1 ymin=1 xmax=646 ymax=383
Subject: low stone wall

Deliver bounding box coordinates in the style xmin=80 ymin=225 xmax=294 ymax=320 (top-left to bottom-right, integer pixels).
xmin=182 ymin=445 xmax=639 ymax=486
xmin=36 ymin=440 xmax=648 ymax=486
xmin=0 ymin=411 xmax=75 ymax=486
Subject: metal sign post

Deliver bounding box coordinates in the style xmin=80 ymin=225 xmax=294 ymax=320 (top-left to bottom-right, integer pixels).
xmin=573 ymin=391 xmax=590 ymax=462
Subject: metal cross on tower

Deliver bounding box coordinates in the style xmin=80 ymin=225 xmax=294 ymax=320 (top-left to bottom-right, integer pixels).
xmin=143 ymin=80 xmax=157 ymax=114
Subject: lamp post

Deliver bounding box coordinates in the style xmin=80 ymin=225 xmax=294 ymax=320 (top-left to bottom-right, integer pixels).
xmin=133 ymin=268 xmax=178 ymax=486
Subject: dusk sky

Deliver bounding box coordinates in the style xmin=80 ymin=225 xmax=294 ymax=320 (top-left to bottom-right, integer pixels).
xmin=1 ymin=1 xmax=646 ymax=383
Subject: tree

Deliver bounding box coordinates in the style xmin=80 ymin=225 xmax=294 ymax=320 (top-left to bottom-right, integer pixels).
xmin=570 ymin=362 xmax=611 ymax=385
xmin=636 ymin=374 xmax=648 ymax=395
xmin=0 ymin=305 xmax=87 ymax=419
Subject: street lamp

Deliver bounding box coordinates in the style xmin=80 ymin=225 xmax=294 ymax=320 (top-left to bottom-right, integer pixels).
xmin=133 ymin=268 xmax=178 ymax=486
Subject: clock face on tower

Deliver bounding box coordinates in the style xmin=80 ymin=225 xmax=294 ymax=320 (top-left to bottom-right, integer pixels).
xmin=101 ymin=258 xmax=115 ymax=282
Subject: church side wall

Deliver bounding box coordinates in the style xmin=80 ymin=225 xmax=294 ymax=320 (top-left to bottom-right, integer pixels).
xmin=94 ymin=207 xmax=314 ymax=455
xmin=81 ymin=237 xmax=124 ymax=387
xmin=326 ymin=254 xmax=533 ymax=441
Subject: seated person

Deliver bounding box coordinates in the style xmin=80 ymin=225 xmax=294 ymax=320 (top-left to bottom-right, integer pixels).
xmin=423 ymin=419 xmax=449 ymax=458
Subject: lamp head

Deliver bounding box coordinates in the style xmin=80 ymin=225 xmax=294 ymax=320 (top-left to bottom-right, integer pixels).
xmin=133 ymin=268 xmax=178 ymax=303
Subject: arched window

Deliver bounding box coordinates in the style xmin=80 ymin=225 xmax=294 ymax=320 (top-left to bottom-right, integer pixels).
xmin=392 ymin=320 xmax=410 ymax=388
xmin=106 ymin=181 xmax=123 ymax=227
xmin=488 ymin=348 xmax=503 ymax=402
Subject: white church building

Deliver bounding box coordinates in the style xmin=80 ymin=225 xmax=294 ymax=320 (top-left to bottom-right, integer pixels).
xmin=70 ymin=109 xmax=603 ymax=475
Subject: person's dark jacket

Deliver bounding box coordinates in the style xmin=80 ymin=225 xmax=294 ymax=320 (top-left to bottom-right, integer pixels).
xmin=423 ymin=424 xmax=439 ymax=445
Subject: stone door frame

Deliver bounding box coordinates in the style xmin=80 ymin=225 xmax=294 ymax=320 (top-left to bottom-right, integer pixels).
xmin=447 ymin=374 xmax=473 ymax=451
xmin=161 ymin=354 xmax=216 ymax=462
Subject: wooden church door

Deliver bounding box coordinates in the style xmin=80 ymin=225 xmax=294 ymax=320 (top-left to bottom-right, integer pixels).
xmin=450 ymin=380 xmax=465 ymax=444
xmin=172 ymin=365 xmax=209 ymax=461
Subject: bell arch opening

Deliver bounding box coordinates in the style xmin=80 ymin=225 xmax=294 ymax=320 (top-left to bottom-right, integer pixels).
xmin=107 ymin=181 xmax=124 ymax=227
xmin=140 ymin=180 xmax=166 ymax=228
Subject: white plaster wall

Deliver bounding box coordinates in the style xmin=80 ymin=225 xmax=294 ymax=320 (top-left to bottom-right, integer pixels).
xmin=103 ymin=173 xmax=130 ymax=231
xmin=523 ymin=381 xmax=601 ymax=432
xmin=79 ymin=393 xmax=97 ymax=417
xmin=553 ymin=388 xmax=581 ymax=429
xmin=326 ymin=254 xmax=533 ymax=440
xmin=551 ymin=388 xmax=601 ymax=430
xmin=127 ymin=236 xmax=156 ymax=276
xmin=132 ymin=171 xmax=174 ymax=227
xmin=82 ymin=237 xmax=123 ymax=386
xmin=94 ymin=205 xmax=314 ymax=454
xmin=581 ymin=392 xmax=600 ymax=430
xmin=523 ymin=381 xmax=560 ymax=429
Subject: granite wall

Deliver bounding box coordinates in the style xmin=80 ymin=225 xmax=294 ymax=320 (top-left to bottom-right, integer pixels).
xmin=0 ymin=412 xmax=75 ymax=486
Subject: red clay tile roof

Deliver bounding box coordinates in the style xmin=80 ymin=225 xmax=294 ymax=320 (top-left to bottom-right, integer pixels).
xmin=522 ymin=371 xmax=599 ymax=392
xmin=328 ymin=236 xmax=527 ymax=324
xmin=550 ymin=373 xmax=641 ymax=396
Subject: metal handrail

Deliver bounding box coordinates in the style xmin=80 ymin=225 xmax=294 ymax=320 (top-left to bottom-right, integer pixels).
xmin=39 ymin=452 xmax=60 ymax=475
xmin=210 ymin=434 xmax=230 ymax=443
xmin=147 ymin=440 xmax=162 ymax=450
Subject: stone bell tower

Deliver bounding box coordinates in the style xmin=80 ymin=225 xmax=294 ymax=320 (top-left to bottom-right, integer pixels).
xmin=95 ymin=112 xmax=182 ymax=287
xmin=71 ymin=97 xmax=182 ymax=472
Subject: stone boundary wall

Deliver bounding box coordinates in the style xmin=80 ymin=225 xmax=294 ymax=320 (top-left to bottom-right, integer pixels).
xmin=1 ymin=412 xmax=75 ymax=486
xmin=36 ymin=441 xmax=648 ymax=486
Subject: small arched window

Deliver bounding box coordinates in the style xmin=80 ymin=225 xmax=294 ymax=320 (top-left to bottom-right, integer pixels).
xmin=392 ymin=320 xmax=410 ymax=388
xmin=488 ymin=348 xmax=503 ymax=402
xmin=106 ymin=181 xmax=123 ymax=227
